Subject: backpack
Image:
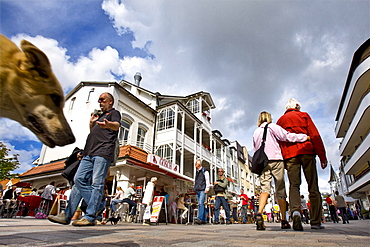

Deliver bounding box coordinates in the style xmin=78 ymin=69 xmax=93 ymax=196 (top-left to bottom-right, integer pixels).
xmin=61 ymin=147 xmax=82 ymax=185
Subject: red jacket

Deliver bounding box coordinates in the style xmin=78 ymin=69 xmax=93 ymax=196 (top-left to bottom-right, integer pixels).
xmin=277 ymin=108 xmax=327 ymax=163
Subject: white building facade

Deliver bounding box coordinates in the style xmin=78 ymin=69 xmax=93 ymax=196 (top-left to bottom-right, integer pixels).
xmin=23 ymin=76 xmax=246 ymax=203
xmin=335 ymin=38 xmax=370 ymax=209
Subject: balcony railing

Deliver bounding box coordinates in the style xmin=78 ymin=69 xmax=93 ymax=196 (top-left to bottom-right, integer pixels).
xmin=119 ymin=140 xmax=152 ymax=153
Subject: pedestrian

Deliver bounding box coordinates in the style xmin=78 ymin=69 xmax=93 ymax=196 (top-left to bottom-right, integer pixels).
xmin=213 ymin=168 xmax=231 ymax=224
xmin=48 ymin=92 xmax=121 ymax=226
xmin=253 ymin=111 xmax=308 ymax=230
xmin=194 ymin=159 xmax=211 ymax=225
xmin=230 ymin=193 xmax=239 ymax=223
xmin=277 ymin=98 xmax=328 ymax=230
xmin=41 ymin=182 xmax=56 ymax=214
xmin=326 ymin=195 xmax=338 ymax=223
xmin=239 ymin=189 xmax=249 ymax=224
xmin=334 ymin=191 xmax=349 ymax=224
xmin=300 ymin=195 xmax=309 ymax=224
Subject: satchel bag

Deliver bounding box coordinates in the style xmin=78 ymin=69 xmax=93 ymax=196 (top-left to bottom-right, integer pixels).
xmin=251 ymin=123 xmax=269 ymax=175
xmin=213 ymin=179 xmax=226 ymax=193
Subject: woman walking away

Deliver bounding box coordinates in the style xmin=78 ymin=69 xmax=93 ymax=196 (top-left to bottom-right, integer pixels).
xmin=252 ymin=111 xmax=309 ymax=230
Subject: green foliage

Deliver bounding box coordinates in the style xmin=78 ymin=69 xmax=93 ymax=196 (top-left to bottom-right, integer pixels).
xmin=0 ymin=142 xmax=20 ymax=180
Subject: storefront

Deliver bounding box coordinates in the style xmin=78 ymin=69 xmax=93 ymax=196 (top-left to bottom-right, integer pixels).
xmin=111 ymin=145 xmax=194 ymax=207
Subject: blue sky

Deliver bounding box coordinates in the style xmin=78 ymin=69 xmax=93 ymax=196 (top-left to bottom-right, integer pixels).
xmin=1 ymin=0 xmax=369 ymax=194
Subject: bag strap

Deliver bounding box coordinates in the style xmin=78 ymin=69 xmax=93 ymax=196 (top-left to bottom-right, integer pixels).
xmin=261 ymin=123 xmax=270 ymax=144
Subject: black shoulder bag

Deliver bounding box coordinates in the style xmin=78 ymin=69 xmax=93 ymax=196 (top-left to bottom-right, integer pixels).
xmin=251 ymin=123 xmax=269 ymax=176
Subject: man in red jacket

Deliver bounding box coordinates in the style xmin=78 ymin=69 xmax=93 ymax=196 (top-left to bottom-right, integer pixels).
xmin=277 ymin=98 xmax=327 ymax=231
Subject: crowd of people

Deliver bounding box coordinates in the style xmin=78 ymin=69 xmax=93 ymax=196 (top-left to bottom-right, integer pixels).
xmin=1 ymin=97 xmax=367 ymax=229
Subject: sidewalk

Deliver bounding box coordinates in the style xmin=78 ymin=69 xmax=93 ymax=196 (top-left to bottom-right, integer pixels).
xmin=1 ymin=217 xmax=369 ymax=246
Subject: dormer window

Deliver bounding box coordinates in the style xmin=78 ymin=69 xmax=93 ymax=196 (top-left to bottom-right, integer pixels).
xmin=186 ymin=99 xmax=200 ymax=114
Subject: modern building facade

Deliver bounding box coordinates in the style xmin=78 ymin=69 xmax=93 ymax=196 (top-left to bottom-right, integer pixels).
xmin=335 ymin=38 xmax=370 ymax=209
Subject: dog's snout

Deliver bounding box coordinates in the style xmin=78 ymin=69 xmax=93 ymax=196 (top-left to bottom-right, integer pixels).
xmin=28 ymin=116 xmax=44 ymax=133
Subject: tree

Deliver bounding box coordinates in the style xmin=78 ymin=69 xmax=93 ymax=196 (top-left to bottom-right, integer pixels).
xmin=0 ymin=142 xmax=20 ymax=180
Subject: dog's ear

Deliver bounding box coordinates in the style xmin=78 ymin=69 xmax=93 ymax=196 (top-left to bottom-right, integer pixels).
xmin=20 ymin=39 xmax=52 ymax=78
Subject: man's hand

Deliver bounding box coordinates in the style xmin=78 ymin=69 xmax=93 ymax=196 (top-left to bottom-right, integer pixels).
xmin=96 ymin=119 xmax=120 ymax=130
xmin=205 ymin=190 xmax=208 ymax=194
xmin=321 ymin=160 xmax=328 ymax=169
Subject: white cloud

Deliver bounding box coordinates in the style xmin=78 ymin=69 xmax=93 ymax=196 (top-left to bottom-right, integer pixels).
xmin=2 ymin=141 xmax=39 ymax=174
xmin=0 ymin=119 xmax=38 ymax=142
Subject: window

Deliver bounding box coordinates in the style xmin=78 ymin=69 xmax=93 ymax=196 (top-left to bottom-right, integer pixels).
xmin=137 ymin=127 xmax=147 ymax=149
xmin=69 ymin=97 xmax=76 ymax=110
xmin=157 ymin=107 xmax=175 ymax=131
xmin=119 ymin=118 xmax=131 ymax=144
xmin=156 ymin=144 xmax=173 ymax=162
xmin=186 ymin=99 xmax=200 ymax=114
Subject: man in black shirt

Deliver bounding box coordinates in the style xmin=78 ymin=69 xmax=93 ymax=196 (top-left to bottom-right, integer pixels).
xmin=48 ymin=92 xmax=121 ymax=226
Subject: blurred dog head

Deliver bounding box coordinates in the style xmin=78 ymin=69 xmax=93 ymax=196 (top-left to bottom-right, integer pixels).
xmin=0 ymin=34 xmax=75 ymax=147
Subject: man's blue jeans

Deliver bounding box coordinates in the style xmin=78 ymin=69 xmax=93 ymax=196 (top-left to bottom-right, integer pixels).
xmin=65 ymin=156 xmax=110 ymax=223
xmin=214 ymin=196 xmax=230 ymax=223
xmin=241 ymin=205 xmax=248 ymax=223
xmin=111 ymin=198 xmax=137 ymax=215
xmin=196 ymin=191 xmax=207 ymax=222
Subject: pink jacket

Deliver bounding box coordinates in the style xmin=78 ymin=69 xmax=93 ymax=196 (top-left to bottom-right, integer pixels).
xmin=253 ymin=122 xmax=308 ymax=160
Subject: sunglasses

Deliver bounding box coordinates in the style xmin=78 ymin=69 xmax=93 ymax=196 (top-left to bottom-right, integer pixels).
xmin=98 ymin=98 xmax=106 ymax=103
xmin=218 ymin=170 xmax=224 ymax=173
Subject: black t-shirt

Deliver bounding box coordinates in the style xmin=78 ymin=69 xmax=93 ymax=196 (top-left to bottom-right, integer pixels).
xmin=83 ymin=108 xmax=121 ymax=161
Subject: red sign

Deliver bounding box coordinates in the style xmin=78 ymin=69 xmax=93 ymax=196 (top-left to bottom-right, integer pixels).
xmin=147 ymin=154 xmax=179 ymax=173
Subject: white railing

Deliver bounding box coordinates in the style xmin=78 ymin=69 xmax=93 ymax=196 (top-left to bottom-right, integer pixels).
xmin=119 ymin=140 xmax=152 ymax=153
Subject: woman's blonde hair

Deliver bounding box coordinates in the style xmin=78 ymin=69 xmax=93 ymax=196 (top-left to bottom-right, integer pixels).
xmin=117 ymin=186 xmax=123 ymax=191
xmin=257 ymin=111 xmax=272 ymax=127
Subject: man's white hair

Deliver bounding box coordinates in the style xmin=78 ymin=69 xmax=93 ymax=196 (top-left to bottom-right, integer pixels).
xmin=285 ymin=98 xmax=301 ymax=110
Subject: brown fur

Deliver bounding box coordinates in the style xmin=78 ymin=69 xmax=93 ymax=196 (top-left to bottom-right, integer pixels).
xmin=0 ymin=34 xmax=75 ymax=147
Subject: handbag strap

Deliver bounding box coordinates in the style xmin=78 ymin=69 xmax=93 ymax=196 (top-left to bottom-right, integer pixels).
xmin=261 ymin=123 xmax=270 ymax=144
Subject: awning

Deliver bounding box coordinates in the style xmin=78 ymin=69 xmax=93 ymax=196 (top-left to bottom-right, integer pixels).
xmin=120 ymin=158 xmax=194 ymax=183
xmin=13 ymin=182 xmax=32 ymax=188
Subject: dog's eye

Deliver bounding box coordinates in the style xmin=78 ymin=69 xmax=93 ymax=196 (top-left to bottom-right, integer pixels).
xmin=50 ymin=94 xmax=61 ymax=107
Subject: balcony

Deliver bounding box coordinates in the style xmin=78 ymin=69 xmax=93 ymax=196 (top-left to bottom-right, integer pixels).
xmin=335 ymin=57 xmax=370 ymax=137
xmin=119 ymin=140 xmax=152 ymax=154
xmin=343 ymin=133 xmax=370 ymax=175
xmin=348 ymin=169 xmax=370 ymax=194
xmin=339 ymin=92 xmax=370 ymax=157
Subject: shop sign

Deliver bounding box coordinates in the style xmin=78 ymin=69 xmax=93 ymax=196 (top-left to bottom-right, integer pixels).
xmin=147 ymin=154 xmax=179 ymax=173
xmin=150 ymin=196 xmax=165 ymax=223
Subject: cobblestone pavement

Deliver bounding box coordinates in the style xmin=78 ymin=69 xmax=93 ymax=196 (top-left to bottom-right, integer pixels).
xmin=0 ymin=218 xmax=369 ymax=247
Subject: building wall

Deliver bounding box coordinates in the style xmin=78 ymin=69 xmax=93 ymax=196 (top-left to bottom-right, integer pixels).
xmin=335 ymin=39 xmax=370 ymax=209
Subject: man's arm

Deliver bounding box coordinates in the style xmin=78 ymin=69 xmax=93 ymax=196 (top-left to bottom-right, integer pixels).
xmin=305 ymin=113 xmax=327 ymax=169
xmin=204 ymin=170 xmax=211 ymax=193
xmin=96 ymin=119 xmax=120 ymax=130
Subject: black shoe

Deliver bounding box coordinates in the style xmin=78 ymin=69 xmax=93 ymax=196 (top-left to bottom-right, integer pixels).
xmin=311 ymin=224 xmax=325 ymax=229
xmin=255 ymin=214 xmax=265 ymax=231
xmin=293 ymin=215 xmax=303 ymax=231
xmin=214 ymin=221 xmax=220 ymax=224
xmin=281 ymin=220 xmax=291 ymax=229
xmin=195 ymin=218 xmax=203 ymax=225
xmin=226 ymin=221 xmax=231 ymax=225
